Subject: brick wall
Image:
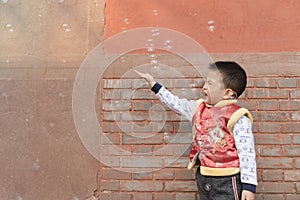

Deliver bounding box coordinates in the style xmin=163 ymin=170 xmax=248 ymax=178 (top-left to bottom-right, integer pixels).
xmin=98 ymin=54 xmax=300 ymax=200
xmin=1 ymin=0 xmax=300 ymax=199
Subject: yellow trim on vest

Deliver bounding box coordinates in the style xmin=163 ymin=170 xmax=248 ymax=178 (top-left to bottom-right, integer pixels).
xmin=187 ymin=152 xmax=200 ymax=170
xmin=192 ymin=99 xmax=204 ymax=116
xmin=214 ymin=99 xmax=237 ymax=107
xmin=227 ymin=108 xmax=253 ymax=135
xmin=200 ymin=166 xmax=240 ymax=176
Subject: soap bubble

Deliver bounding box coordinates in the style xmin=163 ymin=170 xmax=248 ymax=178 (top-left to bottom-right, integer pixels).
xmin=5 ymin=23 xmax=14 ymax=32
xmin=62 ymin=23 xmax=71 ymax=32
xmin=207 ymin=20 xmax=215 ymax=32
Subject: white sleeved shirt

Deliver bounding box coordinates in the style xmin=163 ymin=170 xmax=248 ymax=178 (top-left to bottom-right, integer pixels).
xmin=155 ymin=86 xmax=258 ymax=186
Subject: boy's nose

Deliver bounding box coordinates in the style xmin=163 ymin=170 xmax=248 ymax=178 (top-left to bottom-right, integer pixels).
xmin=203 ymin=82 xmax=207 ymax=90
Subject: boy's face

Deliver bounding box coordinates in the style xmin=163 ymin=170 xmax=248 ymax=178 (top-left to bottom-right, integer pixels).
xmin=203 ymin=69 xmax=226 ymax=105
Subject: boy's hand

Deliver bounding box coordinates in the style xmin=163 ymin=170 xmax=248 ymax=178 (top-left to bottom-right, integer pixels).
xmin=135 ymin=70 xmax=156 ymax=87
xmin=242 ymin=190 xmax=255 ymax=200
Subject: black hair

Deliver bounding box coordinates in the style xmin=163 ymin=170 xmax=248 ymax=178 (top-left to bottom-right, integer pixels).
xmin=209 ymin=61 xmax=247 ymax=98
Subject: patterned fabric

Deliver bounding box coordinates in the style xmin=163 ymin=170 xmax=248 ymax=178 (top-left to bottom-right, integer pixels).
xmin=192 ymin=101 xmax=241 ymax=175
xmin=233 ymin=116 xmax=258 ymax=186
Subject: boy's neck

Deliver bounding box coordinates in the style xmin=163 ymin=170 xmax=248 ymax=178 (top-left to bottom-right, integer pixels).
xmin=206 ymin=99 xmax=237 ymax=107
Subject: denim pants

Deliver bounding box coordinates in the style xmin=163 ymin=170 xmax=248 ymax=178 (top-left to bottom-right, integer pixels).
xmin=196 ymin=167 xmax=242 ymax=200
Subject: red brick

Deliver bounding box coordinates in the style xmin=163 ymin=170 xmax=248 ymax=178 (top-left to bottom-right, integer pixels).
xmin=100 ymin=191 xmax=131 ymax=200
xmin=260 ymin=146 xmax=282 ymax=157
xmin=297 ymin=182 xmax=300 ymax=193
xmin=153 ymin=145 xmax=174 ymax=156
xmin=262 ymin=194 xmax=285 ymax=200
xmin=295 ymin=158 xmax=300 ymax=169
xmin=154 ymin=193 xmax=175 ymax=200
xmin=120 ymin=180 xmax=163 ymax=191
xmin=100 ymin=180 xmax=119 ymax=191
xmin=102 ymin=112 xmax=121 ymax=121
xmin=173 ymin=79 xmax=193 ymax=88
xmin=254 ymin=134 xmax=291 ymax=145
xmin=247 ymin=89 xmax=289 ymax=99
xmin=165 ymin=181 xmax=198 ymax=192
xmin=158 ymin=79 xmax=172 ymax=88
xmin=101 ymin=168 xmax=132 ymax=180
xmin=132 ymin=193 xmax=153 ymax=200
xmin=258 ymin=122 xmax=280 ymax=133
xmin=255 ymin=193 xmax=264 ymax=200
xmin=165 ymin=133 xmax=192 ymax=144
xmin=132 ymin=89 xmax=153 ymax=99
xmin=101 ymin=156 xmax=120 ymax=167
xmin=101 ymin=145 xmax=131 ymax=156
xmin=257 ymin=182 xmax=295 ymax=193
xmin=148 ymin=111 xmax=166 ymax=121
xmin=121 ymin=156 xmax=163 ymax=168
xmin=102 ymin=100 xmax=131 ymax=111
xmin=174 ymin=169 xmax=195 ymax=180
xmin=175 ymin=193 xmax=197 ymax=200
xmin=255 ymin=79 xmax=277 ymax=88
xmin=293 ymin=135 xmax=300 ymax=145
xmin=132 ymin=79 xmax=150 ymax=89
xmin=133 ymin=172 xmax=153 ymax=180
xmin=174 ymin=121 xmax=193 ymax=133
xmin=173 ymin=145 xmax=190 ymax=157
xmin=291 ymin=111 xmax=300 ymax=121
xmin=103 ymin=79 xmax=132 ymax=89
xmin=132 ymin=122 xmax=154 ymax=133
xmin=262 ymin=170 xmax=283 ymax=181
xmin=278 ymin=79 xmax=297 ymax=88
xmin=257 ymin=157 xmax=293 ymax=169
xmin=173 ymin=88 xmax=199 ymax=99
xmin=282 ymin=146 xmax=300 ymax=157
xmin=237 ymin=100 xmax=257 ymax=111
xmin=281 ymin=123 xmax=300 ymax=133
xmin=257 ymin=101 xmax=278 ymax=111
xmin=284 ymin=170 xmax=300 ymax=181
xmin=132 ymin=101 xmax=153 ymax=111
xmin=160 ymin=122 xmax=175 ymax=133
xmin=122 ymin=133 xmax=163 ymax=145
xmin=132 ymin=145 xmax=153 ymax=155
xmin=101 ymin=133 xmax=121 ymax=145
xmin=154 ymin=168 xmax=174 ymax=180
xmin=102 ymin=89 xmax=121 ymax=99
xmin=255 ymin=194 xmax=263 ymax=200
xmin=247 ymin=79 xmax=255 ymax=87
xmin=252 ymin=111 xmax=289 ymax=122
xmin=290 ymin=90 xmax=300 ymax=99
xmin=286 ymin=194 xmax=300 ymax=200
xmin=164 ymin=157 xmax=190 ymax=168
xmin=121 ymin=89 xmax=133 ymax=99
xmin=279 ymin=100 xmax=300 ymax=111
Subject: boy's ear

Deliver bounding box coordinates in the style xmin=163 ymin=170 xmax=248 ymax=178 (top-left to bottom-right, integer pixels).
xmin=224 ymin=89 xmax=237 ymax=99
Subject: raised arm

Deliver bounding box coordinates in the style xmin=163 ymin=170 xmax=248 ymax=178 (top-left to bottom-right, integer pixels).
xmin=135 ymin=70 xmax=199 ymax=121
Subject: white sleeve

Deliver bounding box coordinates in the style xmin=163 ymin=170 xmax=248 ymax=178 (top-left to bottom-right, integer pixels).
xmin=233 ymin=116 xmax=258 ymax=186
xmin=155 ymin=86 xmax=198 ymax=122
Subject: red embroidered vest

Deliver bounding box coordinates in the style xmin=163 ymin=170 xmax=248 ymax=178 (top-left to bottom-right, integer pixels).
xmin=187 ymin=100 xmax=253 ymax=176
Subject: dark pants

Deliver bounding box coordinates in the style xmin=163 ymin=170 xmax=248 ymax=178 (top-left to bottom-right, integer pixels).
xmin=196 ymin=167 xmax=242 ymax=200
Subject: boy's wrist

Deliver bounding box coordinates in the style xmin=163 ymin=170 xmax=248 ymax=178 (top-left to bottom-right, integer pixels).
xmin=151 ymin=82 xmax=162 ymax=94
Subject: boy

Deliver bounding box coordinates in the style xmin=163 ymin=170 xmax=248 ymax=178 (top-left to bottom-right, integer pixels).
xmin=135 ymin=61 xmax=257 ymax=200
